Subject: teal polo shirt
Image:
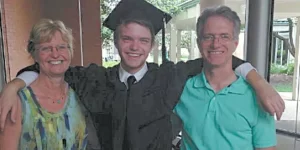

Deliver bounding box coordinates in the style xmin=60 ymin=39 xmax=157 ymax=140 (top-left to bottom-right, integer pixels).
xmin=174 ymin=72 xmax=276 ymax=150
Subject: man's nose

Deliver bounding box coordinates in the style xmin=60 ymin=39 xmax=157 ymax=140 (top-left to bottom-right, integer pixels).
xmin=130 ymin=41 xmax=139 ymax=51
xmin=210 ymin=37 xmax=221 ymax=48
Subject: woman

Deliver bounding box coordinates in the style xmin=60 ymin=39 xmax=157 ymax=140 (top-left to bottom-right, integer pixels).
xmin=0 ymin=19 xmax=87 ymax=149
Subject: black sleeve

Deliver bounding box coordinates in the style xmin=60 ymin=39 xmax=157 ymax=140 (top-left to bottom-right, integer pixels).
xmin=232 ymin=55 xmax=246 ymax=69
xmin=163 ymin=55 xmax=246 ymax=109
xmin=16 ymin=63 xmax=39 ymax=76
xmin=17 ymin=63 xmax=109 ymax=113
xmin=64 ymin=63 xmax=109 ymax=113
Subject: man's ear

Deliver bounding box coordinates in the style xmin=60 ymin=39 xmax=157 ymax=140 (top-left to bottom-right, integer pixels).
xmin=196 ymin=38 xmax=202 ymax=51
xmin=233 ymin=40 xmax=239 ymax=52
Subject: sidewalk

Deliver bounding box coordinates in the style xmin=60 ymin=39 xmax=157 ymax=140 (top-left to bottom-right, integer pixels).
xmin=276 ymin=92 xmax=300 ymax=150
xmin=279 ymin=92 xmax=293 ymax=101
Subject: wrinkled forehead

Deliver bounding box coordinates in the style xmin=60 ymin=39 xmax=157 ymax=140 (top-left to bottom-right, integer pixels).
xmin=203 ymin=16 xmax=235 ymax=35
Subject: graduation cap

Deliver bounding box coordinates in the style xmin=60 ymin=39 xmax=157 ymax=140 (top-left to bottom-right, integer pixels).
xmin=103 ymin=0 xmax=172 ymax=62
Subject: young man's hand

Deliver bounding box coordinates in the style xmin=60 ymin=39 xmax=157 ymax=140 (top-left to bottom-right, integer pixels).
xmin=0 ymin=79 xmax=25 ymax=131
xmin=247 ymin=70 xmax=285 ymax=120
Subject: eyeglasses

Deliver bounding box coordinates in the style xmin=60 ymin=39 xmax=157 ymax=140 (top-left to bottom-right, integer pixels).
xmin=201 ymin=34 xmax=233 ymax=43
xmin=37 ymin=44 xmax=70 ymax=53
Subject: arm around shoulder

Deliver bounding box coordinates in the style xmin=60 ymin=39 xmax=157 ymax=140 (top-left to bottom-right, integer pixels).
xmin=245 ymin=69 xmax=285 ymax=120
xmin=64 ymin=63 xmax=107 ymax=97
xmin=0 ymin=78 xmax=26 ymax=130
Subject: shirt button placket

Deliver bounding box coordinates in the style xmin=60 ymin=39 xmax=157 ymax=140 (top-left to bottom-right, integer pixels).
xmin=208 ymin=95 xmax=217 ymax=113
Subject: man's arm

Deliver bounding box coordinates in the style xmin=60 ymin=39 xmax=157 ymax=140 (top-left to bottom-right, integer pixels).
xmin=64 ymin=64 xmax=109 ymax=113
xmin=0 ymin=63 xmax=109 ymax=131
xmin=163 ymin=56 xmax=245 ymax=109
xmin=245 ymin=70 xmax=285 ymax=120
xmin=16 ymin=62 xmax=109 ymax=112
xmin=169 ymin=56 xmax=284 ymax=119
xmin=0 ymin=99 xmax=21 ymax=150
xmin=0 ymin=79 xmax=25 ymax=131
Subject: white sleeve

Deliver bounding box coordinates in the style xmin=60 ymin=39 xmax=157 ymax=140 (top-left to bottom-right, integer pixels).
xmin=16 ymin=71 xmax=39 ymax=86
xmin=234 ymin=62 xmax=256 ymax=78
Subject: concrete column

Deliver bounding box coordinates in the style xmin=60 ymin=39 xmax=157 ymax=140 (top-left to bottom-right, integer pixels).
xmin=189 ymin=30 xmax=194 ymax=60
xmin=245 ymin=0 xmax=274 ymax=80
xmin=193 ymin=31 xmax=200 ymax=58
xmin=189 ymin=31 xmax=198 ymax=59
xmin=169 ymin=24 xmax=177 ymax=62
xmin=200 ymin=0 xmax=225 ymax=10
xmin=153 ymin=40 xmax=159 ymax=64
xmin=274 ymin=38 xmax=278 ymax=64
xmin=280 ymin=41 xmax=283 ymax=65
xmin=292 ymin=17 xmax=300 ymax=100
xmin=177 ymin=30 xmax=182 ymax=61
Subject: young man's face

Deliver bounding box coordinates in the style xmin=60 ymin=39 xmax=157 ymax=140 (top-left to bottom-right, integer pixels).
xmin=116 ymin=22 xmax=153 ymax=73
xmin=198 ymin=15 xmax=239 ymax=67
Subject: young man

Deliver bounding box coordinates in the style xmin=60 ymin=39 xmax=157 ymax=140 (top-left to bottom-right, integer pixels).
xmin=174 ymin=6 xmax=276 ymax=150
xmin=0 ymin=0 xmax=283 ymax=149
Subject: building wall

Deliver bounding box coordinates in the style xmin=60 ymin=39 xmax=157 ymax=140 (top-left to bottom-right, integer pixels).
xmin=42 ymin=0 xmax=82 ymax=65
xmin=1 ymin=0 xmax=43 ymax=81
xmin=80 ymin=0 xmax=102 ymax=65
xmin=1 ymin=0 xmax=102 ymax=81
xmin=43 ymin=0 xmax=102 ymax=66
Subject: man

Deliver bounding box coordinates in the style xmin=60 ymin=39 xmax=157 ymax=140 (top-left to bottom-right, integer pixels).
xmin=174 ymin=6 xmax=276 ymax=150
xmin=0 ymin=0 xmax=283 ymax=149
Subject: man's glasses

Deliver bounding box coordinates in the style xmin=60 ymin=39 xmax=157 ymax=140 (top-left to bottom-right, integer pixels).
xmin=201 ymin=34 xmax=233 ymax=43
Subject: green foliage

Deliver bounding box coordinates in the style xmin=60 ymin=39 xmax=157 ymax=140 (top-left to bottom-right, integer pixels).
xmin=286 ymin=63 xmax=295 ymax=75
xmin=181 ymin=31 xmax=192 ymax=48
xmin=101 ymin=0 xmax=120 ymax=47
xmin=270 ymin=63 xmax=294 ymax=75
xmin=100 ymin=0 xmax=189 ymax=49
xmin=276 ymin=49 xmax=286 ymax=56
xmin=270 ymin=64 xmax=286 ymax=74
xmin=146 ymin=0 xmax=186 ymax=15
xmin=103 ymin=61 xmax=120 ymax=68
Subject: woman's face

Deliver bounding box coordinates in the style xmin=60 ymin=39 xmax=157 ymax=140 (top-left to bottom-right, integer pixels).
xmin=35 ymin=31 xmax=71 ymax=77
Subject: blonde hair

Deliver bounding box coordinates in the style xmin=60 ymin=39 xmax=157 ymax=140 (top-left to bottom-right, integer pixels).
xmin=27 ymin=19 xmax=74 ymax=59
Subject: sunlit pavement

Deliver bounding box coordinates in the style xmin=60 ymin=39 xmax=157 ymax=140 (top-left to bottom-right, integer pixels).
xmin=277 ymin=92 xmax=300 ymax=150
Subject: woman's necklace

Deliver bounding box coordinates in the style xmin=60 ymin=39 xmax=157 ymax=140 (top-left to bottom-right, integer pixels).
xmin=39 ymin=82 xmax=67 ymax=104
xmin=50 ymin=84 xmax=67 ymax=104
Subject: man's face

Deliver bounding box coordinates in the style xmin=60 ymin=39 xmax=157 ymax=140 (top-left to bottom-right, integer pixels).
xmin=116 ymin=22 xmax=153 ymax=73
xmin=197 ymin=15 xmax=238 ymax=67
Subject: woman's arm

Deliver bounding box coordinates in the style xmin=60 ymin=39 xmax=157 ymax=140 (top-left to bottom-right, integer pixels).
xmin=0 ymin=99 xmax=22 ymax=150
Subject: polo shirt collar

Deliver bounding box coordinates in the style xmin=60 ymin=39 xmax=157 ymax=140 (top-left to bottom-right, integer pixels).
xmin=193 ymin=72 xmax=211 ymax=88
xmin=193 ymin=72 xmax=247 ymax=95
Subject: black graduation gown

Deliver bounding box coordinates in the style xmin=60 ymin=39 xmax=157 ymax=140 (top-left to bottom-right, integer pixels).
xmin=17 ymin=57 xmax=245 ymax=150
xmin=103 ymin=57 xmax=244 ymax=150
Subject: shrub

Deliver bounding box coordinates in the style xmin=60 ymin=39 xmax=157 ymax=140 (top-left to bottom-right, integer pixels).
xmin=286 ymin=63 xmax=294 ymax=75
xmin=270 ymin=63 xmax=294 ymax=75
xmin=270 ymin=64 xmax=286 ymax=74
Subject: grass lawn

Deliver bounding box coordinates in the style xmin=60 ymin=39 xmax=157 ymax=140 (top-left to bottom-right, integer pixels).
xmin=273 ymin=83 xmax=293 ymax=92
